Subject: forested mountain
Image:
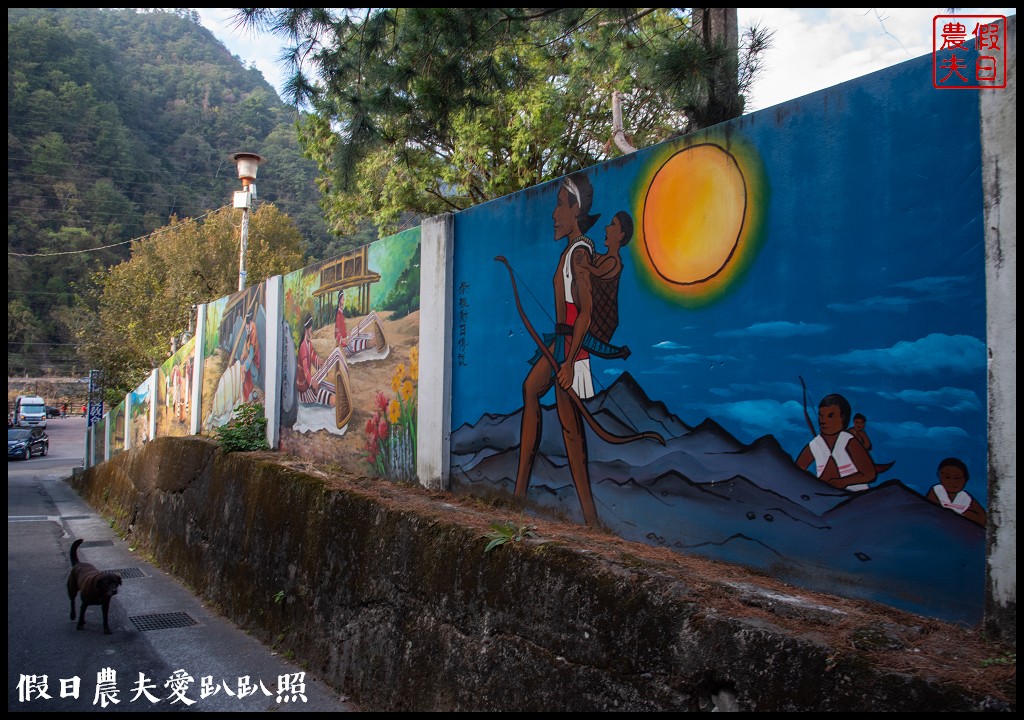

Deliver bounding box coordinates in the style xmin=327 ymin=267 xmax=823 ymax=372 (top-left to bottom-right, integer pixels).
xmin=7 ymin=8 xmax=358 ymax=375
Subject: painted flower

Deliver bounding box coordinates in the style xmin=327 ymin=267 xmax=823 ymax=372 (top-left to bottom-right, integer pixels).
xmin=400 ymin=379 xmax=414 ymax=402
xmin=376 ymin=390 xmax=389 ymax=413
xmin=387 ymin=399 xmax=401 ymax=425
xmin=377 ymin=417 xmax=390 ymax=439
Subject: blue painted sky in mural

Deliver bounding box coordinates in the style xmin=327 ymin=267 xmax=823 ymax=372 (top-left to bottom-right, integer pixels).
xmin=451 ymin=51 xmax=988 ymax=506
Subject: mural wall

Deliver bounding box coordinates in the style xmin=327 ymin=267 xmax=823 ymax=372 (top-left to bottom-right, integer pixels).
xmin=156 ymin=336 xmax=196 ymax=438
xmin=278 ymin=228 xmax=421 ymax=478
xmin=92 ymin=228 xmax=421 ymax=484
xmin=448 ymin=53 xmax=989 ymax=625
xmin=128 ymin=374 xmax=152 ymax=447
xmin=93 ymin=414 xmax=106 ymax=463
xmin=200 ymin=285 xmax=266 ymax=432
xmin=109 ymin=401 xmax=125 ymax=458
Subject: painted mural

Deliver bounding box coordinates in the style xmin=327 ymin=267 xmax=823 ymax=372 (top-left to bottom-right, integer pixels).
xmin=129 ymin=375 xmax=152 ymax=447
xmin=157 ymin=336 xmax=196 ymax=438
xmin=201 ymin=285 xmax=266 ymax=432
xmin=109 ymin=401 xmax=125 ymax=457
xmin=93 ymin=414 xmax=106 ymax=462
xmin=278 ymin=228 xmax=421 ymax=479
xmin=449 ymin=53 xmax=987 ymax=625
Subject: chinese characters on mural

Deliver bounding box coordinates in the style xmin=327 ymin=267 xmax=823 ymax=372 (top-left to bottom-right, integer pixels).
xmin=457 ymin=281 xmax=469 ymax=367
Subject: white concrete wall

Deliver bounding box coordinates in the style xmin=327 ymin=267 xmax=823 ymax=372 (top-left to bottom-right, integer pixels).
xmin=148 ymin=368 xmax=158 ymax=443
xmin=981 ymin=14 xmax=1016 ymax=641
xmin=264 ymin=276 xmax=283 ymax=449
xmin=416 ymin=213 xmax=455 ymax=490
xmin=190 ymin=303 xmax=207 ymax=436
xmin=123 ymin=391 xmax=133 ymax=451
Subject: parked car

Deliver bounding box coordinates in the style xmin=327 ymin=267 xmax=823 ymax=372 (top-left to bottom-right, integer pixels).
xmin=8 ymin=427 xmax=49 ymax=460
xmin=46 ymin=405 xmax=61 ymax=418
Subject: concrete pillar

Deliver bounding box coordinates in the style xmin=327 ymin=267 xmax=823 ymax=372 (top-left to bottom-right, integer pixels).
xmin=416 ymin=213 xmax=455 ymax=490
xmin=123 ymin=392 xmax=133 ymax=451
xmin=264 ymin=275 xmax=283 ymax=449
xmin=981 ymin=14 xmax=1016 ymax=644
xmin=85 ymin=423 xmax=93 ymax=469
xmin=191 ymin=303 xmax=207 ymax=436
xmin=149 ymin=368 xmax=158 ymax=443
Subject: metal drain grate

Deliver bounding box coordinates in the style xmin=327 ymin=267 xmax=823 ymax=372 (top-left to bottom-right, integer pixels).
xmin=130 ymin=612 xmax=198 ymax=632
xmin=8 ymin=516 xmax=49 ymax=522
xmin=79 ymin=540 xmax=114 ymax=548
xmin=110 ymin=567 xmax=145 ymax=579
xmin=62 ymin=515 xmax=90 ymax=520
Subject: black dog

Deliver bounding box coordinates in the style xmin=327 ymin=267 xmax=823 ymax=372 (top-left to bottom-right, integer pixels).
xmin=67 ymin=538 xmax=122 ymax=634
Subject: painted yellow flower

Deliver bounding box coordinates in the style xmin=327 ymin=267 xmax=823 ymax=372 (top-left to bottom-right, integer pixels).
xmin=409 ymin=358 xmax=418 ymax=381
xmin=410 ymin=345 xmax=419 ymax=364
xmin=401 ymin=379 xmax=414 ymax=402
xmin=387 ymin=398 xmax=401 ymax=424
xmin=391 ymin=372 xmax=401 ymax=394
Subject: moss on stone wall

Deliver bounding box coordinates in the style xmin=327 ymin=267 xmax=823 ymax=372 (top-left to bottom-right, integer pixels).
xmin=70 ymin=437 xmax=1014 ymax=711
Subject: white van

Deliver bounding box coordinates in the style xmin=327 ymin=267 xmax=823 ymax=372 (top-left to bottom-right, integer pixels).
xmin=14 ymin=395 xmax=47 ymax=428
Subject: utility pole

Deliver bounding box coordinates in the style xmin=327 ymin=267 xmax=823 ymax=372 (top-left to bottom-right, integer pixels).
xmin=228 ymin=152 xmax=265 ymax=292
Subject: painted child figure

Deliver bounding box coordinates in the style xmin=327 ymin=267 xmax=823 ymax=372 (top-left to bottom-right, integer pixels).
xmin=925 ymin=457 xmax=987 ymax=528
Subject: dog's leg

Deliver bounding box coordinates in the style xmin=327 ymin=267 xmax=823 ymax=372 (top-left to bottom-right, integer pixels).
xmin=77 ymin=600 xmax=89 ymax=630
xmin=101 ymin=600 xmax=113 ymax=635
xmin=68 ymin=579 xmax=78 ymax=621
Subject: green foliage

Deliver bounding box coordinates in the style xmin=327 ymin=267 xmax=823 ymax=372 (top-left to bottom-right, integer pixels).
xmin=380 ymin=258 xmax=420 ymax=320
xmin=980 ymin=652 xmax=1015 ymax=668
xmin=273 ymin=590 xmax=286 ymax=604
xmin=79 ymin=204 xmax=304 ymax=397
xmin=238 ymin=8 xmax=771 ymax=235
xmin=363 ymin=357 xmax=418 ymax=482
xmin=483 ymin=521 xmax=540 ymax=553
xmin=7 ymin=8 xmax=338 ymax=376
xmin=213 ymin=402 xmax=270 ymax=453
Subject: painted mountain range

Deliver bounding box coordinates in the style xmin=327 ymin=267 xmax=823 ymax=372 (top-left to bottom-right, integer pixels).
xmin=450 ymin=372 xmax=984 ymax=625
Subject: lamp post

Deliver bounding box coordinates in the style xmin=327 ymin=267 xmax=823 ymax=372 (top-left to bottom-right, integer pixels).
xmin=228 ymin=152 xmax=265 ymax=292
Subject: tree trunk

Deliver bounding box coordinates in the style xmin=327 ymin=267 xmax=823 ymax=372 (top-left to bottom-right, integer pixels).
xmin=691 ymin=8 xmax=742 ymax=130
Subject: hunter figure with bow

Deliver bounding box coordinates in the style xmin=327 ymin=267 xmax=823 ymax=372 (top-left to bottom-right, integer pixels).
xmin=498 ymin=173 xmax=662 ymax=526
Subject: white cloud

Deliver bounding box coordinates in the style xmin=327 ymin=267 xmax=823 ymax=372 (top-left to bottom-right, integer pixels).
xmin=808 ymin=333 xmax=987 ymax=375
xmin=715 ymin=321 xmax=829 ymax=338
xmin=736 ymin=8 xmax=1015 ymax=111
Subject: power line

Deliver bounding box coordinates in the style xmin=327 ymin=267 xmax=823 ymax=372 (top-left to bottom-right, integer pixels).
xmin=8 ymin=205 xmax=231 ymax=258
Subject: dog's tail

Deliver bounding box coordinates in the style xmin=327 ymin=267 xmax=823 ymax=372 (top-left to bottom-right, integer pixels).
xmin=70 ymin=538 xmax=84 ymax=566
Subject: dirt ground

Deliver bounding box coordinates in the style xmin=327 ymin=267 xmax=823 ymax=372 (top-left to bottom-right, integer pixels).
xmin=265 ymin=448 xmax=1016 ymax=705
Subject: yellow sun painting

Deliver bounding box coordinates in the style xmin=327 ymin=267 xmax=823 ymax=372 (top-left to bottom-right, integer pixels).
xmin=636 ymin=142 xmax=764 ymax=306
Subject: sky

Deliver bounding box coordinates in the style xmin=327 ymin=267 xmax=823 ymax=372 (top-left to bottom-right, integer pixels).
xmin=195 ymin=8 xmax=1016 ymax=112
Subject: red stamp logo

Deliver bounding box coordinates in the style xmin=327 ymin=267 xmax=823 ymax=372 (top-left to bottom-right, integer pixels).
xmin=933 ymin=15 xmax=1007 ymax=89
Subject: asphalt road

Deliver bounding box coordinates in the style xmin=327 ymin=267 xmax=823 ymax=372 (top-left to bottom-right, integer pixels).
xmin=8 ymin=416 xmax=358 ymax=712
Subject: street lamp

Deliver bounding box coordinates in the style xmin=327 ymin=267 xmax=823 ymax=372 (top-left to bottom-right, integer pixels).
xmin=228 ymin=151 xmax=265 ymax=292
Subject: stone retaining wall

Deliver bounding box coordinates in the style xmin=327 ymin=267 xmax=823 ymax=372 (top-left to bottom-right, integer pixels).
xmin=70 ymin=437 xmax=1013 ymax=711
